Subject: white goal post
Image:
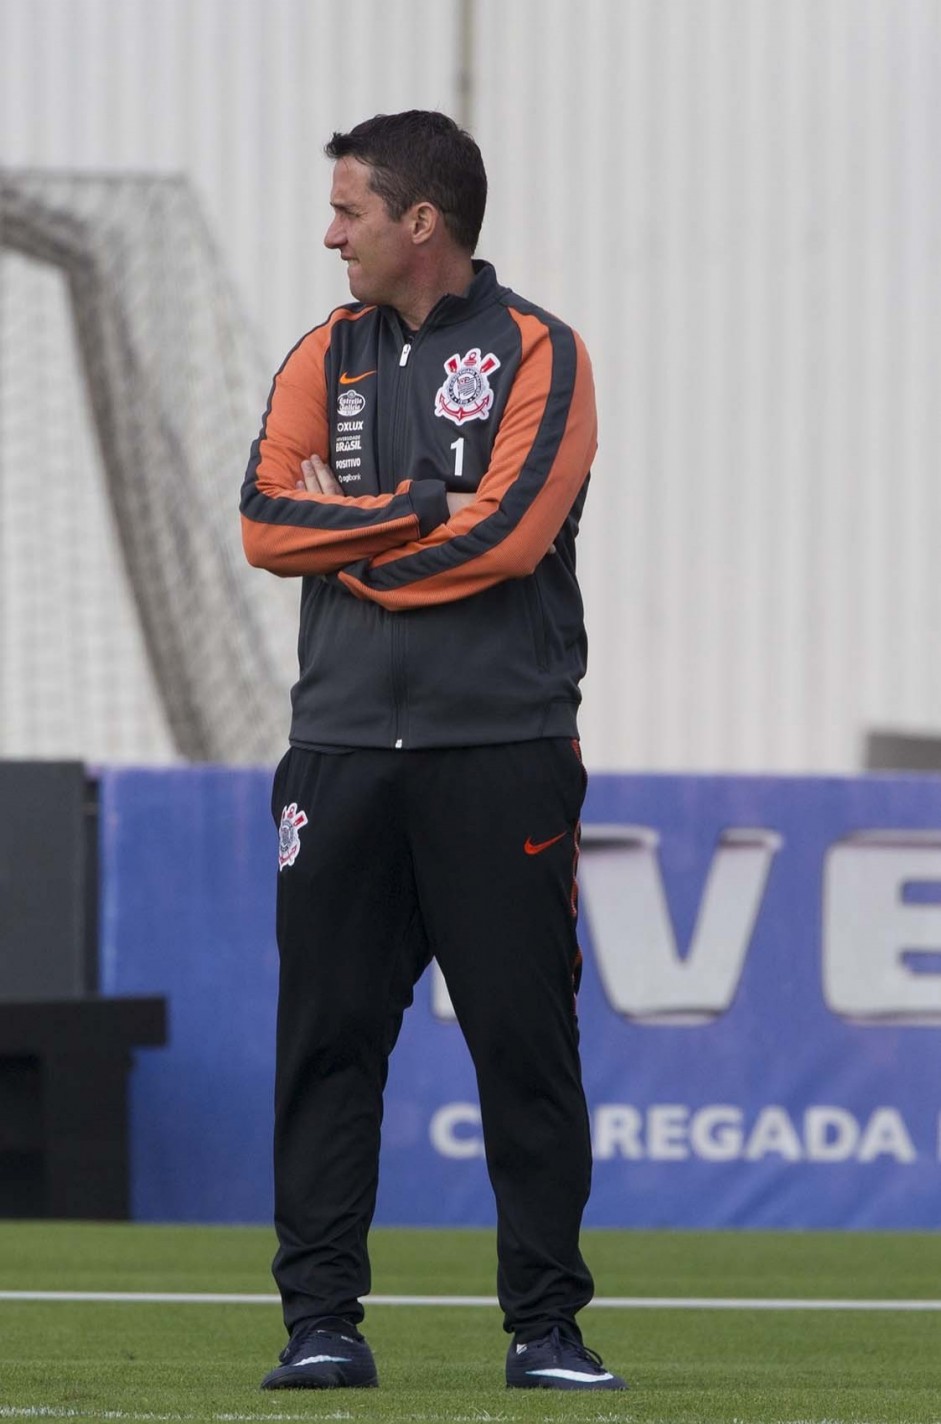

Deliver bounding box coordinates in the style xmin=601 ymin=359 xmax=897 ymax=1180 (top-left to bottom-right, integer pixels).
xmin=0 ymin=171 xmax=296 ymax=764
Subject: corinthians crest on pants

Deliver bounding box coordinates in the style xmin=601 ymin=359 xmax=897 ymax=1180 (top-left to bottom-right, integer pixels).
xmin=434 ymin=348 xmax=501 ymax=425
xmin=278 ymin=802 xmax=308 ymax=870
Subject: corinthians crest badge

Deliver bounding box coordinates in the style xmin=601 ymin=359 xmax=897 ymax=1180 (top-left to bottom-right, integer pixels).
xmin=434 ymin=347 xmax=501 ymax=426
xmin=278 ymin=802 xmax=308 ymax=870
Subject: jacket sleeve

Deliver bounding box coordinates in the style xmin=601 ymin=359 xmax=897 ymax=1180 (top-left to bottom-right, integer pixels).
xmin=240 ymin=313 xmax=449 ymax=577
xmin=335 ymin=311 xmax=597 ymax=610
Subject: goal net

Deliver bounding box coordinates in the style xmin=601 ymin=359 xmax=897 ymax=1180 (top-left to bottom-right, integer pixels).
xmin=0 ymin=170 xmax=296 ymax=764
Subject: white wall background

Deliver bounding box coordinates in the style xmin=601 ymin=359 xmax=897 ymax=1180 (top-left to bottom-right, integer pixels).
xmin=2 ymin=0 xmax=940 ymax=772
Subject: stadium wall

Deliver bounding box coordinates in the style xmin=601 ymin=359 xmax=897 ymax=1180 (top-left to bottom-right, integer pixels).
xmin=3 ymin=0 xmax=941 ymax=773
xmin=100 ymin=765 xmax=941 ymax=1229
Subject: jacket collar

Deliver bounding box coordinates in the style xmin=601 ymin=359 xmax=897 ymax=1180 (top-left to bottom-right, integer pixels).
xmin=383 ymin=260 xmax=502 ymax=335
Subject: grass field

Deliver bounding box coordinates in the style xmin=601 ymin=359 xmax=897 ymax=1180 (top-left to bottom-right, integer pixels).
xmin=1 ymin=1222 xmax=940 ymax=1424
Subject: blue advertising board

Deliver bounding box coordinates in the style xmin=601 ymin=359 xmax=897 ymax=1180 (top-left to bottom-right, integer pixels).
xmin=99 ymin=768 xmax=941 ymax=1228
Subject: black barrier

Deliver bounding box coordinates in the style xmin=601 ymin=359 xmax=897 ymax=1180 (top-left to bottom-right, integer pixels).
xmin=0 ymin=760 xmax=93 ymax=998
xmin=0 ymin=760 xmax=167 ymax=1218
xmin=0 ymin=997 xmax=166 ymax=1217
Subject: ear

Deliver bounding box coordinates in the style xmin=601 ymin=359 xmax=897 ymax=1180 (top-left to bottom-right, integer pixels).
xmin=410 ymin=201 xmax=440 ymax=246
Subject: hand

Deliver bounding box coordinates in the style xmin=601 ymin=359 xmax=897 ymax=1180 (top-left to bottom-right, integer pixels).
xmin=297 ymin=453 xmax=341 ymax=495
xmin=446 ymin=491 xmax=475 ymax=516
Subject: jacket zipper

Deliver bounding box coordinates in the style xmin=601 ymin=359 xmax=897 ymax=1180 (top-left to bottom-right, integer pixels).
xmin=391 ymin=339 xmax=414 ymax=464
xmin=391 ymin=338 xmax=414 ymax=747
xmin=390 ymin=615 xmax=407 ymax=749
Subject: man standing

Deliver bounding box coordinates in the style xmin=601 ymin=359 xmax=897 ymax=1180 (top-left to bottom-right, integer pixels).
xmin=241 ymin=110 xmax=625 ymax=1394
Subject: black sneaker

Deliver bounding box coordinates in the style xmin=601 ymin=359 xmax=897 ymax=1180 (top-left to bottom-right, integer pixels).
xmin=506 ymin=1326 xmax=627 ymax=1390
xmin=260 ymin=1319 xmax=378 ymax=1389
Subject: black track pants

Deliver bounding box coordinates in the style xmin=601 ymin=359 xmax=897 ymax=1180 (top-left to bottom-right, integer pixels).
xmin=269 ymin=738 xmax=595 ymax=1340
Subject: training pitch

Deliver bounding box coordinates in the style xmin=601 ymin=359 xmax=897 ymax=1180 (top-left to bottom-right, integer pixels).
xmin=1 ymin=1222 xmax=940 ymax=1423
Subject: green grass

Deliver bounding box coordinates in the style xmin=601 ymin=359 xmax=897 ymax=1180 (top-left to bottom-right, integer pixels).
xmin=1 ymin=1223 xmax=940 ymax=1423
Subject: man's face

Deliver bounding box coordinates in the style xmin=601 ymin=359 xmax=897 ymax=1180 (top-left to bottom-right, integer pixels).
xmin=324 ymin=156 xmax=414 ymax=307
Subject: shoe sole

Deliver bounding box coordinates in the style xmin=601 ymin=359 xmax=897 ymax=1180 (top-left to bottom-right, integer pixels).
xmin=507 ymin=1377 xmax=628 ymax=1391
xmin=261 ymin=1368 xmax=378 ymax=1390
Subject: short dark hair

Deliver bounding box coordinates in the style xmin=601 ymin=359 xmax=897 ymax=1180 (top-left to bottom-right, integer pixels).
xmin=325 ymin=110 xmax=487 ymax=254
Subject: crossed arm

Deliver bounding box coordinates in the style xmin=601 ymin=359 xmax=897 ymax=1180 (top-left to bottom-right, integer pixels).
xmin=241 ymin=309 xmax=597 ymax=609
xmin=298 ymin=452 xmax=475 ymax=518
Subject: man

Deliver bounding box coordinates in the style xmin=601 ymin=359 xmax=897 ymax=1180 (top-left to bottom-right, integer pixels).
xmin=240 ymin=109 xmax=625 ymax=1394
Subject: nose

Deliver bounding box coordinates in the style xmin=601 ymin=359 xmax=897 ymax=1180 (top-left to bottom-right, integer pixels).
xmin=324 ymin=214 xmax=344 ymax=251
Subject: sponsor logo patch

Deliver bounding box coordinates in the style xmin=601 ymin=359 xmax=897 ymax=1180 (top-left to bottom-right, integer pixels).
xmin=337 ymin=389 xmax=366 ymax=417
xmin=278 ymin=802 xmax=308 ymax=870
xmin=434 ymin=347 xmax=501 ymax=425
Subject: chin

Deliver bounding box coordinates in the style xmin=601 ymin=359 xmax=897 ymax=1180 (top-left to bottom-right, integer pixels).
xmin=346 ymin=267 xmax=369 ymax=303
xmin=346 ymin=269 xmax=392 ymax=309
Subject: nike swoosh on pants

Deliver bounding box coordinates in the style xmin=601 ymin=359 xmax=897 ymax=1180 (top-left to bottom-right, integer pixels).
xmin=523 ymin=832 xmax=567 ymax=856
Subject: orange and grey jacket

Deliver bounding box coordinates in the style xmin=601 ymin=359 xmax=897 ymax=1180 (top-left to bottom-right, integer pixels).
xmin=240 ymin=262 xmax=597 ymax=750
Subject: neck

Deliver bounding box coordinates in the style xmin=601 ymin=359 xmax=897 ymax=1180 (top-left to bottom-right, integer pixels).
xmin=395 ymin=253 xmax=476 ymax=331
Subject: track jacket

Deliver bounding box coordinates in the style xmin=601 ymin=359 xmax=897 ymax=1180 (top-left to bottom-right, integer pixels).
xmin=240 ymin=262 xmax=597 ymax=750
